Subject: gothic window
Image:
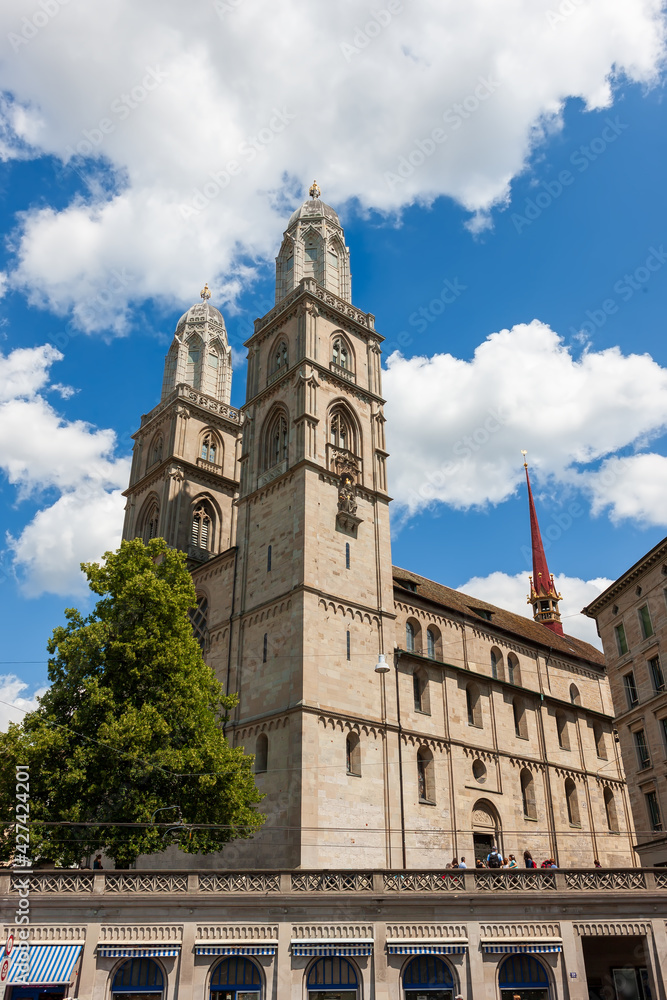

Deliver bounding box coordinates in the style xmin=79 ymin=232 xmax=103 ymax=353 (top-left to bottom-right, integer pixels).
xmin=329 ymin=407 xmax=355 ymax=453
xmin=513 ymin=697 xmax=528 ymax=739
xmin=149 ymin=435 xmax=163 ymax=468
xmin=185 ymin=340 xmax=201 ymax=388
xmin=346 ymin=732 xmax=361 ymax=776
xmin=286 ymin=254 xmax=293 ymax=271
xmin=556 ymin=710 xmax=570 ymax=750
xmin=263 ymin=408 xmax=289 ymax=470
xmin=191 ymin=504 xmax=212 ymax=550
xmin=200 ymin=432 xmax=218 ymax=464
xmin=520 ymin=768 xmax=537 ymax=820
xmin=426 ymin=626 xmax=440 ymax=660
xmin=332 ymin=336 xmax=351 ymax=370
xmin=328 ymin=249 xmax=339 ymax=268
xmin=142 ymin=500 xmax=160 ymax=543
xmin=255 ymin=733 xmax=268 ymax=773
xmin=507 ymin=653 xmax=521 ymax=685
xmin=466 ymin=682 xmax=482 ymax=728
xmin=208 ymin=350 xmax=219 ymax=369
xmin=189 ymin=594 xmax=208 ymax=651
xmin=565 ymin=778 xmax=580 ymax=826
xmin=604 ymin=787 xmax=618 ymax=832
xmin=417 ymin=746 xmax=434 ymax=803
xmin=273 ymin=341 xmax=288 ymax=372
xmin=570 ymin=683 xmax=581 ymax=705
xmin=490 ymin=647 xmax=503 ymax=680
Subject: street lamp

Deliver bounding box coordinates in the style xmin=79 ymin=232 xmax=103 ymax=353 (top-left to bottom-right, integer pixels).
xmin=375 ymin=653 xmax=390 ymax=673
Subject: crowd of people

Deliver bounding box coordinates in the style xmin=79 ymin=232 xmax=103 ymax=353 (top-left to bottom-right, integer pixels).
xmin=444 ymin=849 xmax=603 ymax=869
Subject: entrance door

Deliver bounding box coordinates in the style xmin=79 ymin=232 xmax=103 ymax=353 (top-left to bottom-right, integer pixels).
xmin=473 ymin=833 xmax=494 ymax=863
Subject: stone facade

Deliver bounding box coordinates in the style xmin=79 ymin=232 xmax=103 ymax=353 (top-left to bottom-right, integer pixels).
xmin=584 ymin=535 xmax=667 ymax=867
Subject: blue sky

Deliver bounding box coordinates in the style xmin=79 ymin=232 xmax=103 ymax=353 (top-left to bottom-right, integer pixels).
xmin=1 ymin=1 xmax=667 ymax=719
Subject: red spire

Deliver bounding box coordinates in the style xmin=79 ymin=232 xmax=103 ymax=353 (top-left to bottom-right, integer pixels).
xmin=523 ymin=456 xmax=563 ymax=636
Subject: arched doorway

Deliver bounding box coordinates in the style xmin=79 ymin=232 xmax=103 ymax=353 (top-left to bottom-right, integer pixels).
xmin=402 ymin=955 xmax=455 ymax=1000
xmin=472 ymin=798 xmax=501 ymax=863
xmin=112 ymin=959 xmax=164 ymax=1000
xmin=307 ymin=957 xmax=358 ymax=1000
xmin=498 ymin=955 xmax=550 ymax=1000
xmin=209 ymin=957 xmax=262 ymax=1000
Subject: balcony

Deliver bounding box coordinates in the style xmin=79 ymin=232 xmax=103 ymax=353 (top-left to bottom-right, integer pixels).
xmin=329 ymin=361 xmax=355 ymax=383
xmin=196 ymin=457 xmax=222 ymax=475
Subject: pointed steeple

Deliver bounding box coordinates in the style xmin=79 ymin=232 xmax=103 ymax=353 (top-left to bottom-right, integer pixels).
xmin=522 ymin=452 xmax=563 ymax=636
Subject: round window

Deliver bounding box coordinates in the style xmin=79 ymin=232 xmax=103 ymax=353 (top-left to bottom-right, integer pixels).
xmin=472 ymin=759 xmax=487 ymax=783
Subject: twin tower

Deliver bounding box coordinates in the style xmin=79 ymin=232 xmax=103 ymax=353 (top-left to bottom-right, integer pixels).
xmin=122 ymin=188 xmax=394 ymax=868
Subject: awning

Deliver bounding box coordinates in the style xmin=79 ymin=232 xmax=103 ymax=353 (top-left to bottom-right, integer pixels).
xmin=291 ymin=940 xmax=373 ymax=957
xmin=387 ymin=944 xmax=467 ymax=955
xmin=482 ymin=941 xmax=562 ymax=954
xmin=8 ymin=945 xmax=82 ymax=984
xmin=195 ymin=946 xmax=277 ymax=956
xmin=98 ymin=947 xmax=180 ymax=958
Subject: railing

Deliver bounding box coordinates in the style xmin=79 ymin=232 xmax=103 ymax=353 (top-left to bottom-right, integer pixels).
xmin=4 ymin=868 xmax=665 ymax=896
xmin=329 ymin=361 xmax=355 ymax=383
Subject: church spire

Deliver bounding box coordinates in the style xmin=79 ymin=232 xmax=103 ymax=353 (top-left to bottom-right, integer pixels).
xmin=522 ymin=452 xmax=563 ymax=635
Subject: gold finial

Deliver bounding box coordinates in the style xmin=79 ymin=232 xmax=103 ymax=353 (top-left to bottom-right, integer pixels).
xmin=309 ymin=180 xmax=320 ymax=200
xmin=200 ymin=283 xmax=211 ymax=301
xmin=521 ymin=449 xmax=528 ymax=469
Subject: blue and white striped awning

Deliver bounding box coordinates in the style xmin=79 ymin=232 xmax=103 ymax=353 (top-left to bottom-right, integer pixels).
xmin=8 ymin=945 xmax=82 ymax=984
xmin=292 ymin=941 xmax=373 ymax=958
xmin=195 ymin=946 xmax=277 ymax=956
xmin=98 ymin=947 xmax=180 ymax=958
xmin=387 ymin=944 xmax=467 ymax=955
xmin=482 ymin=943 xmax=562 ymax=954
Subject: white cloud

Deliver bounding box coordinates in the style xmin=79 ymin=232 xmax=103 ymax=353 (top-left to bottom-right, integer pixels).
xmin=384 ymin=321 xmax=667 ymax=522
xmin=0 ymin=675 xmax=47 ymax=731
xmin=0 ymin=0 xmax=663 ymax=330
xmin=588 ymin=453 xmax=667 ymax=526
xmin=457 ymin=570 xmax=612 ymax=647
xmin=0 ymin=345 xmax=130 ymax=596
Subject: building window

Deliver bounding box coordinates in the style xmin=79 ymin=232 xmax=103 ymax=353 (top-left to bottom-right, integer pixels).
xmin=273 ymin=341 xmax=288 ymax=371
xmin=639 ymin=604 xmax=654 ymax=639
xmin=570 ymin=684 xmax=581 ymax=706
xmin=346 ymin=630 xmax=351 ymax=661
xmin=267 ymin=544 xmax=272 ymax=572
xmin=210 ymin=958 xmax=261 ymax=994
xmin=332 ymin=337 xmax=350 ymax=369
xmin=413 ymin=667 xmax=429 ymax=714
xmin=556 ymin=710 xmax=570 ymax=750
xmin=426 ymin=628 xmax=436 ymax=660
xmin=593 ymin=722 xmax=607 ymax=760
xmin=345 ymin=542 xmax=350 ymax=570
xmin=466 ymin=683 xmax=482 ymax=728
xmin=143 ymin=501 xmax=160 ymax=543
xmin=615 ymin=623 xmax=628 ymax=655
xmin=406 ymin=621 xmax=415 ymax=652
xmin=661 ymin=717 xmax=667 ymax=755
xmin=490 ymin=649 xmax=499 ymax=679
xmin=346 ymin=732 xmax=361 ymax=775
xmin=150 ymin=435 xmax=163 ymax=467
xmin=512 ymin=698 xmax=528 ymax=739
xmin=635 ymin=728 xmax=651 ymax=770
xmin=646 ymin=790 xmax=663 ymax=831
xmin=565 ymin=777 xmax=580 ymax=826
xmin=262 ymin=633 xmax=268 ymax=663
xmin=520 ymin=768 xmax=537 ymax=819
xmin=264 ymin=409 xmax=288 ymax=470
xmin=189 ymin=594 xmax=208 ymax=651
xmin=649 ymin=655 xmax=665 ymax=693
xmin=417 ymin=746 xmax=434 ymax=803
xmin=624 ymin=671 xmax=639 ymax=708
xmin=191 ymin=505 xmax=212 ymax=549
xmin=507 ymin=653 xmax=520 ymax=685
xmin=200 ymin=432 xmax=217 ymax=464
xmin=329 ymin=406 xmax=356 ymax=452
xmin=604 ymin=787 xmax=619 ymax=832
xmin=112 ymin=958 xmax=163 ymax=996
xmin=255 ymin=733 xmax=268 ymax=773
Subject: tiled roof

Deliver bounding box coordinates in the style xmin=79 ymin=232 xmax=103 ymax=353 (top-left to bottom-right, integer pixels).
xmin=392 ymin=565 xmax=604 ymax=668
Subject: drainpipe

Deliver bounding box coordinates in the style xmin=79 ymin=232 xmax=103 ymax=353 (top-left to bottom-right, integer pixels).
xmin=394 ymin=650 xmax=407 ymax=869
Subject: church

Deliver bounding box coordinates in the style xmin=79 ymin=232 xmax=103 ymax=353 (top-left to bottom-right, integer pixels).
xmin=121 ymin=184 xmax=633 ymax=872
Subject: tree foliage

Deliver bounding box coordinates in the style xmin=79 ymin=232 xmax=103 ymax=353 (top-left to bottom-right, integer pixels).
xmin=0 ymin=538 xmax=263 ymax=868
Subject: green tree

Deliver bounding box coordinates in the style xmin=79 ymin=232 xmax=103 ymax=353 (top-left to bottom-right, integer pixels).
xmin=0 ymin=538 xmax=263 ymax=868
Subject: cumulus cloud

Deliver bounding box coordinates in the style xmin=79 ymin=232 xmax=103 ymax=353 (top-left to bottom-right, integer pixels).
xmin=0 ymin=0 xmax=664 ymax=330
xmin=457 ymin=570 xmax=612 ymax=647
xmin=0 ymin=675 xmax=47 ymax=731
xmin=0 ymin=345 xmax=130 ymax=596
xmin=384 ymin=321 xmax=667 ymax=522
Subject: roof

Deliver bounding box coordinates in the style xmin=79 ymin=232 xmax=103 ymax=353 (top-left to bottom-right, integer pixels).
xmin=287 ymin=197 xmax=341 ymax=229
xmin=582 ymin=534 xmax=667 ymax=617
xmin=176 ymin=300 xmax=227 ymax=331
xmin=392 ymin=565 xmax=604 ymax=668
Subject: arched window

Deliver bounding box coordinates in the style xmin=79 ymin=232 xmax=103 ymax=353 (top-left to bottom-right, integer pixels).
xmin=490 ymin=647 xmax=503 ymax=680
xmin=191 ymin=503 xmax=213 ymax=550
xmin=262 ymin=633 xmax=268 ymax=663
xmin=466 ymin=683 xmax=482 ymax=728
xmin=263 ymin=408 xmax=289 ymax=470
xmin=189 ymin=594 xmax=208 ymax=651
xmin=346 ymin=731 xmax=361 ymax=776
xmin=570 ymin=683 xmax=581 ymax=706
xmin=307 ymin=957 xmax=357 ymax=992
xmin=332 ymin=336 xmax=351 ymax=370
xmin=185 ymin=337 xmax=202 ymax=388
xmin=272 ymin=340 xmax=288 ymax=372
xmin=255 ymin=733 xmax=268 ymax=773
xmin=149 ymin=435 xmax=163 ymax=468
xmin=565 ymin=777 xmax=580 ymax=826
xmin=512 ymin=697 xmax=528 ymax=739
xmin=200 ymin=432 xmax=218 ymax=465
xmin=142 ymin=500 xmax=160 ymax=543
xmin=507 ymin=653 xmax=521 ymax=686
xmin=417 ymin=745 xmax=434 ymax=803
xmin=593 ymin=721 xmax=607 ymax=760
xmin=556 ymin=710 xmax=570 ymax=750
xmin=427 ymin=628 xmax=436 ymax=660
xmin=403 ymin=956 xmax=454 ymax=991
xmin=413 ymin=666 xmax=430 ymax=714
xmin=329 ymin=405 xmax=357 ymax=454
xmin=498 ymin=955 xmax=549 ymax=999
xmin=406 ymin=621 xmax=415 ymax=652
xmin=604 ymin=787 xmax=619 ymax=832
xmin=210 ymin=957 xmax=262 ymax=993
xmin=113 ymin=958 xmax=163 ymax=996
xmin=520 ymin=768 xmax=537 ymax=820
